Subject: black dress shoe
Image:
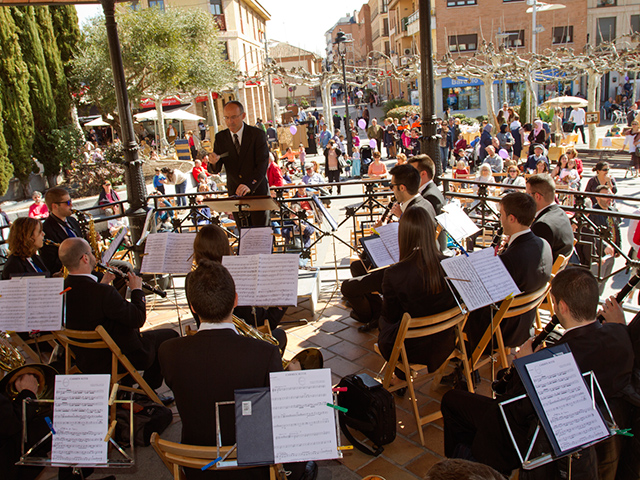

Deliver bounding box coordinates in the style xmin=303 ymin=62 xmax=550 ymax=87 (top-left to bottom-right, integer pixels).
xmin=358 ymin=319 xmax=378 ymax=332
xmin=299 ymin=461 xmax=318 ymax=480
xmin=158 ymin=394 xmax=175 ymax=406
xmin=350 ymin=311 xmax=365 ymax=323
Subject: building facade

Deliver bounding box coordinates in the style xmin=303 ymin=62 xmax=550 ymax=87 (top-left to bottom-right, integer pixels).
xmin=369 ymin=0 xmax=392 ymax=99
xmin=325 ymin=8 xmax=373 ymax=73
xmin=269 ymin=42 xmax=322 ymax=107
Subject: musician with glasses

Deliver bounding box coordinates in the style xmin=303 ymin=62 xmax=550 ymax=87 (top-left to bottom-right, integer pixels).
xmin=442 ymin=267 xmax=633 ymax=479
xmin=159 ymin=260 xmax=316 ymax=480
xmin=40 ymin=187 xmax=83 ymax=274
xmin=209 ymin=101 xmax=270 ymax=227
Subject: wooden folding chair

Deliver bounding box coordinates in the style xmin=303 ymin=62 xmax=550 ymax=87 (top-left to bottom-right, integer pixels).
xmin=374 ymin=306 xmax=473 ymax=446
xmin=151 ymin=432 xmax=284 ymax=480
xmin=53 ymin=326 xmax=162 ymax=406
xmin=9 ymin=332 xmax=59 ymax=363
xmin=469 ymin=283 xmax=550 ymax=374
xmin=535 ymin=253 xmax=570 ymax=332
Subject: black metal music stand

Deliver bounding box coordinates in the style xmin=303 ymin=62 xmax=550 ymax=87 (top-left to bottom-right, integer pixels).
xmin=204 ymin=196 xmax=278 ymax=229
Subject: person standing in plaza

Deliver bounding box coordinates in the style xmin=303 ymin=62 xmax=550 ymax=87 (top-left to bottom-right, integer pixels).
xmin=210 ymin=101 xmax=270 ymax=226
xmin=569 ymin=105 xmax=586 ymax=144
xmin=323 ymin=140 xmax=344 ymax=195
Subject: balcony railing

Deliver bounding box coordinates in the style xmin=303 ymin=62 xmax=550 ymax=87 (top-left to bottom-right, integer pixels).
xmin=407 ymin=10 xmax=419 ymax=26
xmin=213 ymin=14 xmax=226 ymax=31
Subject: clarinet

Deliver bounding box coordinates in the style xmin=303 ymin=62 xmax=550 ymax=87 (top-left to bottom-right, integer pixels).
xmin=491 ymin=315 xmax=561 ymax=395
xmin=96 ymin=262 xmax=167 ymax=298
xmin=380 ymin=197 xmax=396 ymax=224
xmin=597 ymin=273 xmax=640 ymax=323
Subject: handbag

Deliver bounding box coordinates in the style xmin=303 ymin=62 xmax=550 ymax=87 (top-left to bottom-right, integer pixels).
xmin=337 ymin=373 xmax=396 ymax=456
xmin=338 ymin=155 xmax=348 ymax=170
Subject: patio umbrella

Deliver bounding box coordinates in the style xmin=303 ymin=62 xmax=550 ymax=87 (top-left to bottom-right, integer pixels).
xmin=164 ymin=109 xmax=205 ymax=121
xmin=134 ymin=110 xmax=159 ymax=121
xmin=84 ymin=116 xmax=111 ymax=127
xmin=541 ymin=96 xmax=588 ymax=109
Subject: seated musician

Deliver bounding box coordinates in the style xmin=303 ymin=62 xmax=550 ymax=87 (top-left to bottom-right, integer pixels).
xmin=464 ymin=192 xmax=552 ymax=351
xmin=2 ymin=218 xmax=49 ymax=279
xmin=341 ymin=164 xmax=435 ymax=333
xmin=442 ymin=267 xmax=633 ymax=478
xmin=159 ymin=261 xmax=316 ymax=480
xmin=188 ymin=225 xmax=288 ymax=349
xmin=378 ymin=206 xmax=457 ymax=378
xmin=59 ymin=238 xmax=178 ymax=402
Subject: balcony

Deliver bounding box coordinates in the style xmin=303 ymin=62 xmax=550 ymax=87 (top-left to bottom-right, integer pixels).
xmin=213 ymin=14 xmax=226 ymax=31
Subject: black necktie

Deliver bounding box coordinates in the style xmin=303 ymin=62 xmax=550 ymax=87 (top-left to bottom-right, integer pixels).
xmin=234 ymin=133 xmax=240 ymax=154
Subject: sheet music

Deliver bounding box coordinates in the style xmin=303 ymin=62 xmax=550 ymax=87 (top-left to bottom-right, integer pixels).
xmin=223 ymin=254 xmax=299 ymax=306
xmin=52 ymin=375 xmax=110 ymax=466
xmin=136 ymin=209 xmax=155 ymax=246
xmin=441 ymin=254 xmax=488 ymax=311
xmin=0 ymin=279 xmax=28 ymax=331
xmin=255 ymin=254 xmax=298 ymax=306
xmin=140 ymin=233 xmax=168 ymax=274
xmin=437 ymin=204 xmax=480 ymax=242
xmin=525 ymin=352 xmax=609 ymax=452
xmin=239 ymin=227 xmax=273 ymax=256
xmin=363 ymin=237 xmax=395 ymax=269
xmin=222 ymin=255 xmax=259 ymax=305
xmin=163 ymin=233 xmax=196 ymax=274
xmin=602 ymin=137 xmax=613 ymax=148
xmin=270 ymin=368 xmax=338 ymax=463
xmin=102 ymin=227 xmax=128 ymax=264
xmin=468 ymin=248 xmax=521 ymax=304
xmin=140 ymin=233 xmax=195 ymax=274
xmin=26 ymin=278 xmax=64 ymax=331
xmin=376 ymin=222 xmax=399 ymax=264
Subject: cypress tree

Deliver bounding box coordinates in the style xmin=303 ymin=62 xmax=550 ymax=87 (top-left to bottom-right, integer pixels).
xmin=12 ymin=6 xmax=58 ymax=181
xmin=35 ymin=6 xmax=71 ymax=127
xmin=0 ymin=96 xmax=13 ymax=196
xmin=49 ymin=5 xmax=81 ymax=80
xmin=0 ymin=7 xmax=34 ymax=190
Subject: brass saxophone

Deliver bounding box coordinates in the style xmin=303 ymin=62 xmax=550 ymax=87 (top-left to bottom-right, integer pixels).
xmin=73 ymin=209 xmax=103 ymax=257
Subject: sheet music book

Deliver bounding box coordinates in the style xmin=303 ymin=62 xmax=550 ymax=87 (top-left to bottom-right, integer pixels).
xmin=101 ymin=227 xmax=128 ymax=264
xmin=52 ymin=374 xmax=110 ymax=466
xmin=441 ymin=247 xmax=521 ymax=311
xmin=270 ymin=368 xmax=338 ymax=463
xmin=140 ymin=232 xmax=196 ymax=274
xmin=136 ymin=209 xmax=155 ymax=246
xmin=513 ymin=345 xmax=610 ymax=456
xmin=437 ymin=204 xmax=480 ymax=243
xmin=0 ymin=277 xmax=64 ymax=332
xmin=360 ymin=222 xmax=400 ymax=269
xmin=239 ymin=227 xmax=273 ymax=256
xmin=222 ymin=254 xmax=299 ymax=306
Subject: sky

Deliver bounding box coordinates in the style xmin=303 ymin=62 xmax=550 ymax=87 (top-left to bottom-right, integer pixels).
xmin=76 ymin=0 xmax=366 ymax=57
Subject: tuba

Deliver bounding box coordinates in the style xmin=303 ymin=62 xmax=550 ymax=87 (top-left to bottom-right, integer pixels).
xmin=0 ymin=334 xmax=56 ymax=401
xmin=0 ymin=333 xmax=25 ymax=373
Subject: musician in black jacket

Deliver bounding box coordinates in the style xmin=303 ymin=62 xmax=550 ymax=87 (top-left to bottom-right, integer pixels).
xmin=442 ymin=267 xmax=633 ymax=479
xmin=2 ymin=218 xmax=49 ymax=279
xmin=40 ymin=188 xmax=83 ymax=274
xmin=209 ymin=101 xmax=270 ymax=226
xmin=526 ymin=174 xmax=574 ymax=261
xmin=59 ymin=238 xmax=178 ymax=394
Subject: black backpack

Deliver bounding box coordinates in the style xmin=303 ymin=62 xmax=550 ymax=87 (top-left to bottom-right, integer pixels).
xmin=337 ymin=373 xmax=396 ymax=456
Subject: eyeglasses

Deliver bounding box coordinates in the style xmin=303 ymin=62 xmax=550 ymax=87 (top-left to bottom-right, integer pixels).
xmin=390 ymin=183 xmax=402 ymax=189
xmin=223 ymin=114 xmax=242 ymax=121
xmin=601 ymin=168 xmax=610 ymax=172
xmin=54 ymin=200 xmax=72 ymax=206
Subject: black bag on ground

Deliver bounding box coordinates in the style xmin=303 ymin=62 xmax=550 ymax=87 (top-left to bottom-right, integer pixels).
xmin=337 ymin=373 xmax=396 ymax=456
xmin=563 ymin=121 xmax=575 ymax=133
xmin=115 ymin=397 xmax=173 ymax=447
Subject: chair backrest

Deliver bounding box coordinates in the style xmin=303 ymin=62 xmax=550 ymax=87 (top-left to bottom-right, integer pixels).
xmin=551 ymin=253 xmax=570 ymax=277
xmin=501 ymin=283 xmax=550 ymax=320
xmin=400 ymin=306 xmax=468 ymax=342
xmin=53 ymin=328 xmax=109 ymax=374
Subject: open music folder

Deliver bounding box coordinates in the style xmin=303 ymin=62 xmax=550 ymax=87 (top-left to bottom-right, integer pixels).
xmin=436 ymin=203 xmax=480 ymax=243
xmin=140 ymin=232 xmax=196 ymax=274
xmin=0 ymin=277 xmax=64 ymax=332
xmin=360 ymin=222 xmax=399 ymax=269
xmin=441 ymin=247 xmax=521 ymax=311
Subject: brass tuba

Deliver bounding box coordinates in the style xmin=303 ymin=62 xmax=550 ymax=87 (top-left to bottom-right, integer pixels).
xmin=0 ymin=363 xmax=57 ymax=401
xmin=0 ymin=333 xmax=25 ymax=373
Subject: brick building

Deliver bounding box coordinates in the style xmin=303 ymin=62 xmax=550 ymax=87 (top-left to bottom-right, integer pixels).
xmin=325 ymin=7 xmax=373 ymax=71
xmin=269 ymin=42 xmax=322 ymax=107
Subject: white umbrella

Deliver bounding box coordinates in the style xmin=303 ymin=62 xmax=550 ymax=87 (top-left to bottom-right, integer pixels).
xmin=541 ymin=96 xmax=588 ymax=109
xmin=134 ymin=110 xmax=159 ymax=121
xmin=84 ymin=116 xmax=111 ymax=127
xmin=164 ymin=109 xmax=205 ymax=121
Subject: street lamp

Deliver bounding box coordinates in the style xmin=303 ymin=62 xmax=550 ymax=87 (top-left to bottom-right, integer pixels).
xmin=334 ymin=31 xmax=353 ymax=156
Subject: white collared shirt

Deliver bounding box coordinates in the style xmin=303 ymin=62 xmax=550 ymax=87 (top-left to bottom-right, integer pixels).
xmin=563 ymin=320 xmax=597 ymax=335
xmin=198 ymin=321 xmax=239 ymax=334
xmin=69 ymin=273 xmax=99 ymax=282
xmin=231 ymin=122 xmax=246 ymax=146
xmin=507 ymin=228 xmax=531 ymax=246
xmin=418 ymin=179 xmax=433 ymax=195
xmin=400 ymin=194 xmax=422 ymax=213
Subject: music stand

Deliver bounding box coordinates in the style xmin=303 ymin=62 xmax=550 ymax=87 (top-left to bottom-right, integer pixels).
xmin=204 ymin=196 xmax=278 ymax=229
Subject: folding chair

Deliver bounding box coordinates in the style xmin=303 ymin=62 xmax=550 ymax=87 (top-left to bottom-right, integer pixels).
xmin=374 ymin=306 xmax=473 ymax=446
xmin=469 ymin=283 xmax=550 ymax=375
xmin=53 ymin=326 xmax=162 ymax=406
xmin=9 ymin=332 xmax=59 ymax=363
xmin=535 ymin=253 xmax=570 ymax=332
xmin=151 ymin=432 xmax=284 ymax=480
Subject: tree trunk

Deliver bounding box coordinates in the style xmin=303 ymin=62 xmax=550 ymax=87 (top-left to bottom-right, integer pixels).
xmin=207 ymin=91 xmax=218 ymax=136
xmin=322 ymin=82 xmax=333 ymax=133
xmin=483 ymin=75 xmax=497 ymax=132
xmin=527 ymin=77 xmax=537 ymax=125
xmin=156 ymin=97 xmax=167 ymax=144
xmin=587 ymin=71 xmax=598 ymax=149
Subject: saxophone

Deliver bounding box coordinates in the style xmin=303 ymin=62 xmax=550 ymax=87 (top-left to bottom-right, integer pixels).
xmin=73 ymin=209 xmax=103 ymax=257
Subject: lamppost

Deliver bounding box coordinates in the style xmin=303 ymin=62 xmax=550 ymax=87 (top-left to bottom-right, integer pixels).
xmin=334 ymin=31 xmax=353 ymax=156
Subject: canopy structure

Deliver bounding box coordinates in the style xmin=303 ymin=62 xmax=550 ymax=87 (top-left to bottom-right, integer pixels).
xmin=541 ymin=96 xmax=589 ymax=109
xmin=84 ymin=116 xmax=112 ymax=127
xmin=134 ymin=109 xmax=205 ymax=122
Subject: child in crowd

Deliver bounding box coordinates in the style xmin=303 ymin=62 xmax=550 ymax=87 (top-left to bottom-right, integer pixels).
xmin=298 ymin=144 xmax=306 ymax=172
xmin=351 ymin=146 xmax=361 ymax=178
xmin=395 ymin=153 xmax=407 ymax=166
xmin=454 ymin=160 xmax=470 ymax=178
xmin=560 ymin=158 xmax=581 ymax=190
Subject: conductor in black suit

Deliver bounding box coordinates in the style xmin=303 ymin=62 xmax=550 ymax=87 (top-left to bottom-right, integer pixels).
xmin=465 ymin=192 xmax=552 ymax=349
xmin=60 ymin=238 xmax=178 ymax=395
xmin=526 ymin=174 xmax=574 ymax=261
xmin=442 ymin=267 xmax=633 ymax=478
xmin=209 ymin=101 xmax=270 ymax=226
xmin=159 ymin=261 xmax=315 ymax=480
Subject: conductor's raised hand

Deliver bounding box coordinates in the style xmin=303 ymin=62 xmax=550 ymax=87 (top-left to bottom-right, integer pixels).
xmin=235 ymin=184 xmax=251 ymax=196
xmin=127 ymin=271 xmax=143 ymax=291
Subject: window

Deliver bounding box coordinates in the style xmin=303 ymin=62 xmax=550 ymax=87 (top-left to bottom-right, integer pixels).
xmin=597 ymin=17 xmax=616 ymax=44
xmin=631 ymin=15 xmax=640 ymax=34
xmin=129 ymin=0 xmax=140 ymax=10
xmin=209 ymin=0 xmax=222 ymax=15
xmin=447 ymin=0 xmax=477 ymax=6
xmin=552 ymin=26 xmax=573 ymax=44
xmin=448 ymin=34 xmax=478 ymax=52
xmin=598 ymin=0 xmax=617 ymax=6
xmin=220 ymin=42 xmax=229 ymax=61
xmin=503 ymin=30 xmax=525 ymax=48
xmin=148 ymin=0 xmax=164 ymax=10
xmin=443 ymin=86 xmax=481 ymax=111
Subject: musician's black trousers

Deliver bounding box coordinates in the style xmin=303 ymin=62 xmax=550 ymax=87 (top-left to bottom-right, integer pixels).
xmin=126 ymin=329 xmax=180 ymax=390
xmin=340 ymin=261 xmax=384 ymax=324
